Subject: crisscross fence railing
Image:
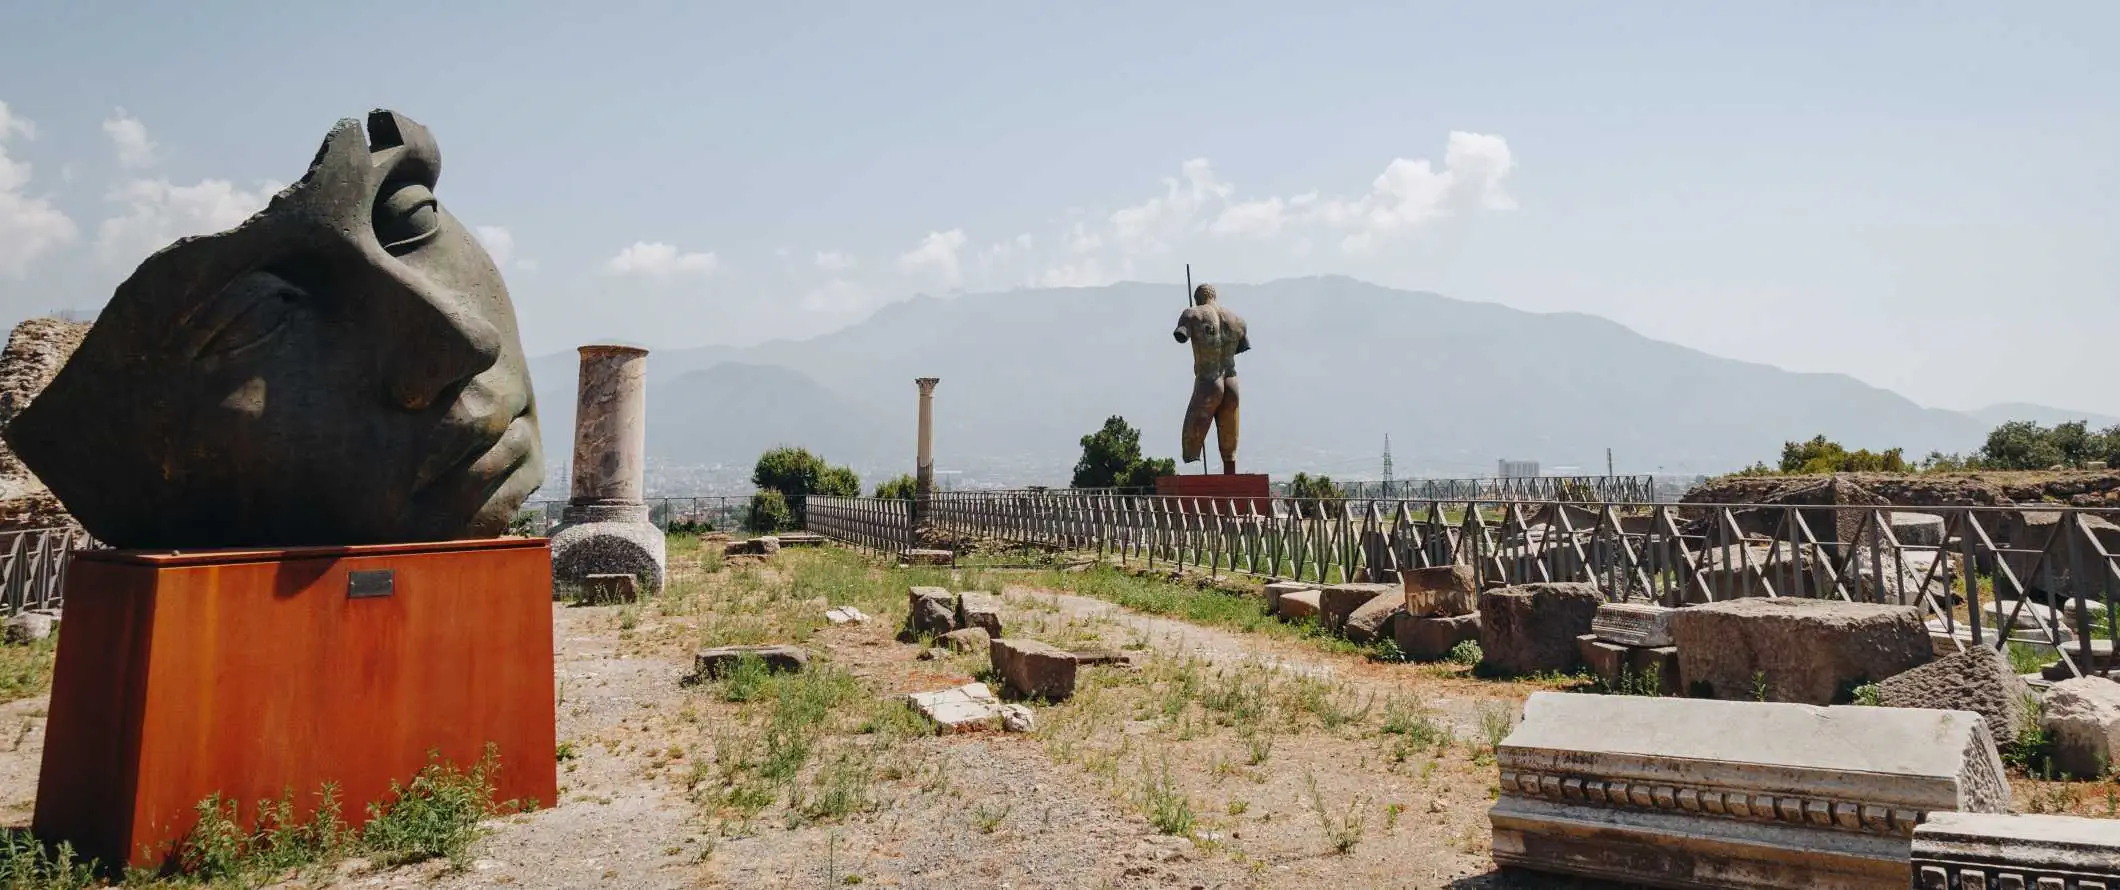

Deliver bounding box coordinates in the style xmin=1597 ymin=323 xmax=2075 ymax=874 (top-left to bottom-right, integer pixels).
xmin=0 ymin=527 xmax=94 ymax=615
xmin=803 ymin=491 xmax=2119 ymax=679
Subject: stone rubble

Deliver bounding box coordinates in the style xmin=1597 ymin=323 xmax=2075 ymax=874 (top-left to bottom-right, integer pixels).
xmin=579 ymin=573 xmax=639 ymax=605
xmin=905 ymin=682 xmax=1004 ymax=733
xmin=691 ymin=644 xmax=809 ymax=681
xmin=2041 ymin=675 xmax=2120 ymax=779
xmin=823 ymin=606 xmax=870 ymax=625
xmin=1669 ymin=597 xmax=1931 ymax=704
xmin=1477 ymin=582 xmax=1602 ymax=676
xmin=989 ymin=637 xmax=1079 ymax=701
xmin=1401 ymin=564 xmax=1478 ymax=618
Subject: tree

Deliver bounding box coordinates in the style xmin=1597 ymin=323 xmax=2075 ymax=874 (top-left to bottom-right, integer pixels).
xmin=1979 ymin=421 xmax=2065 ymax=470
xmin=1287 ymin=472 xmax=1344 ymax=518
xmin=873 ymin=474 xmax=918 ymax=500
xmin=816 ymin=464 xmax=861 ymax=498
xmin=750 ymin=446 xmax=858 ymax=526
xmin=1071 ymin=416 xmax=1173 ymax=490
xmin=1775 ymin=435 xmax=1908 ymax=474
xmin=2051 ymin=420 xmax=2094 ymax=467
xmin=745 ymin=489 xmax=793 ymax=533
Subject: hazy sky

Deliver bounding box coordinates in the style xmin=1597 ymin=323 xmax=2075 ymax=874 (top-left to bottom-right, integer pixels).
xmin=1 ymin=1 xmax=2112 ymax=414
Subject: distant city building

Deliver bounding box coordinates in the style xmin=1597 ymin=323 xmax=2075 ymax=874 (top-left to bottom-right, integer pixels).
xmin=1497 ymin=459 xmax=1539 ymax=478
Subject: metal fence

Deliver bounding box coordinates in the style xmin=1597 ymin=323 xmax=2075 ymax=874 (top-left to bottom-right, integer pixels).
xmin=1287 ymin=475 xmax=1658 ymax=502
xmin=519 ymin=496 xmax=751 ymax=535
xmin=0 ymin=527 xmax=92 ymax=615
xmin=802 ymin=490 xmax=2120 ymax=679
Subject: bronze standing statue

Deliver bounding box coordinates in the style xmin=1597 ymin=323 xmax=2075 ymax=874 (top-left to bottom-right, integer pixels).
xmin=1173 ymin=283 xmax=1249 ymax=474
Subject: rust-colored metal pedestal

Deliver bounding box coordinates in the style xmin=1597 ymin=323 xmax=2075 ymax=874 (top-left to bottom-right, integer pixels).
xmin=1155 ymin=473 xmax=1272 ymax=514
xmin=32 ymin=537 xmax=558 ymax=869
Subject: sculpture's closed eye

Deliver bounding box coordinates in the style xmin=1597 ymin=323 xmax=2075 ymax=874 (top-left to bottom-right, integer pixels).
xmin=188 ymin=270 xmax=303 ymax=360
xmin=374 ymin=181 xmax=441 ymax=254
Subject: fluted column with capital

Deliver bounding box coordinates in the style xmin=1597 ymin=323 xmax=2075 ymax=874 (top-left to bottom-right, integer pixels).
xmin=913 ymin=377 xmax=939 ymax=531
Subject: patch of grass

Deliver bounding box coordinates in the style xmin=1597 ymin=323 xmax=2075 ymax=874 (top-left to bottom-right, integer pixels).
xmin=1444 ymin=640 xmax=1482 ymax=666
xmin=1850 ymin=682 xmax=1883 ymax=706
xmin=1477 ymin=702 xmax=1516 ymax=755
xmin=1303 ymin=771 xmax=1366 ymax=854
xmin=1380 ymin=699 xmax=1449 ymax=750
xmin=1138 ymin=755 xmax=1195 ymax=837
xmin=2005 ymin=694 xmax=2061 ymax=777
xmin=969 ymin=801 xmax=1010 ymax=834
xmin=0 ymin=829 xmax=96 ymax=889
xmin=0 ymin=635 xmax=58 ymax=704
xmin=359 ymin=746 xmax=508 ymax=869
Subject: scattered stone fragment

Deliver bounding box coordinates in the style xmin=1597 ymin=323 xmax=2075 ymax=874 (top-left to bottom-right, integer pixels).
xmin=2043 ymin=676 xmax=2120 ymax=779
xmin=1888 ymin=511 xmax=1947 ymax=548
xmin=905 ymin=586 xmax=960 ymax=638
xmin=917 ymin=647 xmax=950 ymax=661
xmin=900 ymin=548 xmax=953 ymax=566
xmin=1590 ymin=601 xmax=1673 ymax=648
xmin=955 ymin=590 xmax=1004 ymax=638
xmin=999 ymin=703 xmax=1035 ymax=733
xmin=1395 ymin=613 xmax=1480 ymax=661
xmin=699 ymin=532 xmax=731 ymax=543
xmin=1319 ymin=583 xmax=1397 ymax=635
xmin=990 ymin=637 xmax=1079 ymax=701
xmin=1876 ymin=648 xmax=2029 ymax=747
xmin=691 ymin=644 xmax=807 ymax=681
xmin=3 ymin=610 xmax=56 ymax=644
xmin=1276 ymin=588 xmax=1322 ymax=621
xmin=906 ymin=682 xmax=1003 ymax=733
xmin=2041 ymin=639 xmax=2116 ymax=681
xmin=1981 ymin=600 xmax=2075 ymax=643
xmin=774 ymin=530 xmax=826 ymax=547
xmin=1070 ymin=647 xmax=1144 ymax=668
xmin=1493 ymin=691 xmax=2010 ymax=889
xmin=940 ymin=626 xmax=990 ymax=653
xmin=1576 ymin=634 xmax=1629 ymax=685
xmin=579 ymin=573 xmax=639 ymax=605
xmin=724 ymin=536 xmax=780 ymax=556
xmin=1342 ymin=592 xmax=1405 ymax=645
xmin=1913 ymin=812 xmax=2120 ymax=890
xmin=1670 ymin=597 xmax=1932 ymax=704
xmin=1401 ymin=564 xmax=1477 ymax=617
xmin=823 ymin=606 xmax=870 ymax=625
xmin=1477 ymin=582 xmax=1602 ymax=676
xmin=1263 ymin=580 xmax=1314 ymax=613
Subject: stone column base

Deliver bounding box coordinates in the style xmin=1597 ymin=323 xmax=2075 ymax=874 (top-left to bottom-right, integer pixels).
xmin=550 ymin=501 xmax=666 ymax=594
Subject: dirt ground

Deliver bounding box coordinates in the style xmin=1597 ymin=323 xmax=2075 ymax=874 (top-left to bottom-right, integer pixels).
xmin=0 ymin=540 xmax=2106 ymax=889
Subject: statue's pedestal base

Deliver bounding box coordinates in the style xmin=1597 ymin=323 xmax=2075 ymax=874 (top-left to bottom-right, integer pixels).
xmin=1155 ymin=473 xmax=1271 ymax=515
xmin=33 ymin=538 xmax=559 ymax=869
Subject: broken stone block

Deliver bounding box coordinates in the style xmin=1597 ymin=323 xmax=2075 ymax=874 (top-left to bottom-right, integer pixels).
xmin=3 ymin=610 xmax=57 ymax=644
xmin=900 ymin=548 xmax=952 ymax=566
xmin=724 ymin=536 xmax=781 ymax=556
xmin=1319 ymin=583 xmax=1397 ymax=635
xmin=1876 ymin=648 xmax=2030 ymax=748
xmin=1627 ymin=646 xmax=1681 ymax=696
xmin=1590 ymin=601 xmax=1673 ymax=648
xmin=955 ymin=590 xmax=1004 ymax=638
xmin=1263 ymin=581 xmax=1314 ymax=614
xmin=1276 ymin=588 xmax=1322 ymax=621
xmin=1395 ymin=613 xmax=1480 ymax=661
xmin=774 ymin=530 xmax=826 ymax=547
xmin=580 ymin=573 xmax=639 ymax=605
xmin=906 ymin=682 xmax=1003 ymax=733
xmin=940 ymin=626 xmax=990 ymax=653
xmin=990 ymin=638 xmax=1078 ymax=701
xmin=1343 ymin=593 xmax=1406 ymax=645
xmin=824 ymin=606 xmax=870 ymax=625
xmin=1888 ymin=512 xmax=1947 ymax=548
xmin=1576 ymin=634 xmax=1628 ymax=686
xmin=1491 ymin=691 xmax=2010 ymax=890
xmin=692 ymin=644 xmax=808 ymax=681
xmin=2043 ymin=676 xmax=2120 ymax=779
xmin=1401 ymin=564 xmax=1477 ymax=617
xmin=1980 ymin=600 xmax=2075 ymax=644
xmin=1669 ymin=598 xmax=1931 ymax=704
xmin=1070 ymin=647 xmax=1144 ymax=668
xmin=1476 ymin=582 xmax=1602 ymax=676
xmin=999 ymin=704 xmax=1036 ymax=733
xmin=905 ymin=586 xmax=959 ymax=638
xmin=2041 ymin=638 xmax=2115 ymax=681
xmin=1912 ymin=812 xmax=2120 ymax=890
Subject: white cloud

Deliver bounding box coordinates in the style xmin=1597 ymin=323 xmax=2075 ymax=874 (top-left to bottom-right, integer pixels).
xmin=1217 ymin=131 xmax=1516 ymax=254
xmin=0 ymin=101 xmax=77 ymax=278
xmin=94 ymin=177 xmax=281 ymax=267
xmin=101 ymin=108 xmax=157 ymax=169
xmin=896 ymin=229 xmax=967 ymax=286
xmin=813 ymin=249 xmax=855 ymax=272
xmin=1108 ymin=158 xmax=1230 ymax=255
xmin=474 ymin=225 xmax=538 ymax=273
xmin=606 ymin=241 xmax=719 ymax=278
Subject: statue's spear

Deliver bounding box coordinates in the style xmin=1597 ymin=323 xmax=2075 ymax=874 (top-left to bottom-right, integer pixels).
xmin=1185 ymin=263 xmax=1192 ymax=306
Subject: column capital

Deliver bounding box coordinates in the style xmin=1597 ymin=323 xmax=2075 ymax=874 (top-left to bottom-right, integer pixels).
xmin=914 ymin=377 xmax=941 ymax=395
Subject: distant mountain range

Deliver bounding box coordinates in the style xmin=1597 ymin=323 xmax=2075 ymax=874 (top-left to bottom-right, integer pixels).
xmin=526 ymin=276 xmax=2110 ymax=483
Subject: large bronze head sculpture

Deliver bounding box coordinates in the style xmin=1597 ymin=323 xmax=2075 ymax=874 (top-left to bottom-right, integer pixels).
xmin=3 ymin=110 xmax=543 ymax=549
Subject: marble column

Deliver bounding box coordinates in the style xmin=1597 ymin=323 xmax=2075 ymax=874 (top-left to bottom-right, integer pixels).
xmin=913 ymin=377 xmax=939 ymax=529
xmin=549 ymin=345 xmax=666 ymax=593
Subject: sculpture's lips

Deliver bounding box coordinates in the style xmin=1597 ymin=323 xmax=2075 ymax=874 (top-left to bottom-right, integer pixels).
xmin=415 ymin=412 xmax=534 ymax=504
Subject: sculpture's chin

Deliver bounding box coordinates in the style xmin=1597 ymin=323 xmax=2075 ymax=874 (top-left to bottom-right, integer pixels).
xmin=411 ymin=415 xmax=543 ymax=540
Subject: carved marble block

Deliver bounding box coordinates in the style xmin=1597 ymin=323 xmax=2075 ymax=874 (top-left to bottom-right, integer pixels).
xmin=1912 ymin=812 xmax=2120 ymax=890
xmin=1490 ymin=692 xmax=2009 ymax=890
xmin=1591 ymin=601 xmax=1675 ymax=648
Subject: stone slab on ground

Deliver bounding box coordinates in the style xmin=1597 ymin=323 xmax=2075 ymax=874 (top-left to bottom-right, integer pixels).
xmin=1477 ymin=582 xmax=1602 ymax=676
xmin=1669 ymin=597 xmax=1931 ymax=704
xmin=1318 ymin=583 xmax=1397 ymax=635
xmin=823 ymin=606 xmax=869 ymax=625
xmin=900 ymin=548 xmax=953 ymax=566
xmin=1069 ymin=647 xmax=1145 ymax=668
xmin=1577 ymin=635 xmax=1628 ymax=685
xmin=955 ymin=591 xmax=1005 ymax=638
xmin=724 ymin=536 xmax=780 ymax=556
xmin=691 ymin=644 xmax=808 ymax=681
xmin=939 ymin=626 xmax=990 ymax=653
xmin=1342 ymin=593 xmax=1405 ymax=645
xmin=3 ymin=610 xmax=57 ymax=644
xmin=1491 ymin=691 xmax=2010 ymax=890
xmin=905 ymin=682 xmax=1003 ymax=733
xmin=1401 ymin=565 xmax=1478 ymax=618
xmin=1396 ymin=613 xmax=1480 ymax=661
xmin=2042 ymin=676 xmax=2120 ymax=779
xmin=1889 ymin=512 xmax=1947 ymax=548
xmin=2041 ymin=638 xmax=2116 ymax=681
xmin=580 ymin=573 xmax=639 ymax=605
xmin=1591 ymin=601 xmax=1674 ymax=648
xmin=1276 ymin=588 xmax=1322 ymax=621
xmin=1876 ymin=648 xmax=2029 ymax=748
xmin=990 ymin=637 xmax=1079 ymax=701
xmin=1263 ymin=581 xmax=1314 ymax=614
xmin=1911 ymin=812 xmax=2120 ymax=890
xmin=773 ymin=530 xmax=826 ymax=547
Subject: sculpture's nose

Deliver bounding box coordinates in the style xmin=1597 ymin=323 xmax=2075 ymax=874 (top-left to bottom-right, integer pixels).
xmin=378 ymin=268 xmax=503 ymax=412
